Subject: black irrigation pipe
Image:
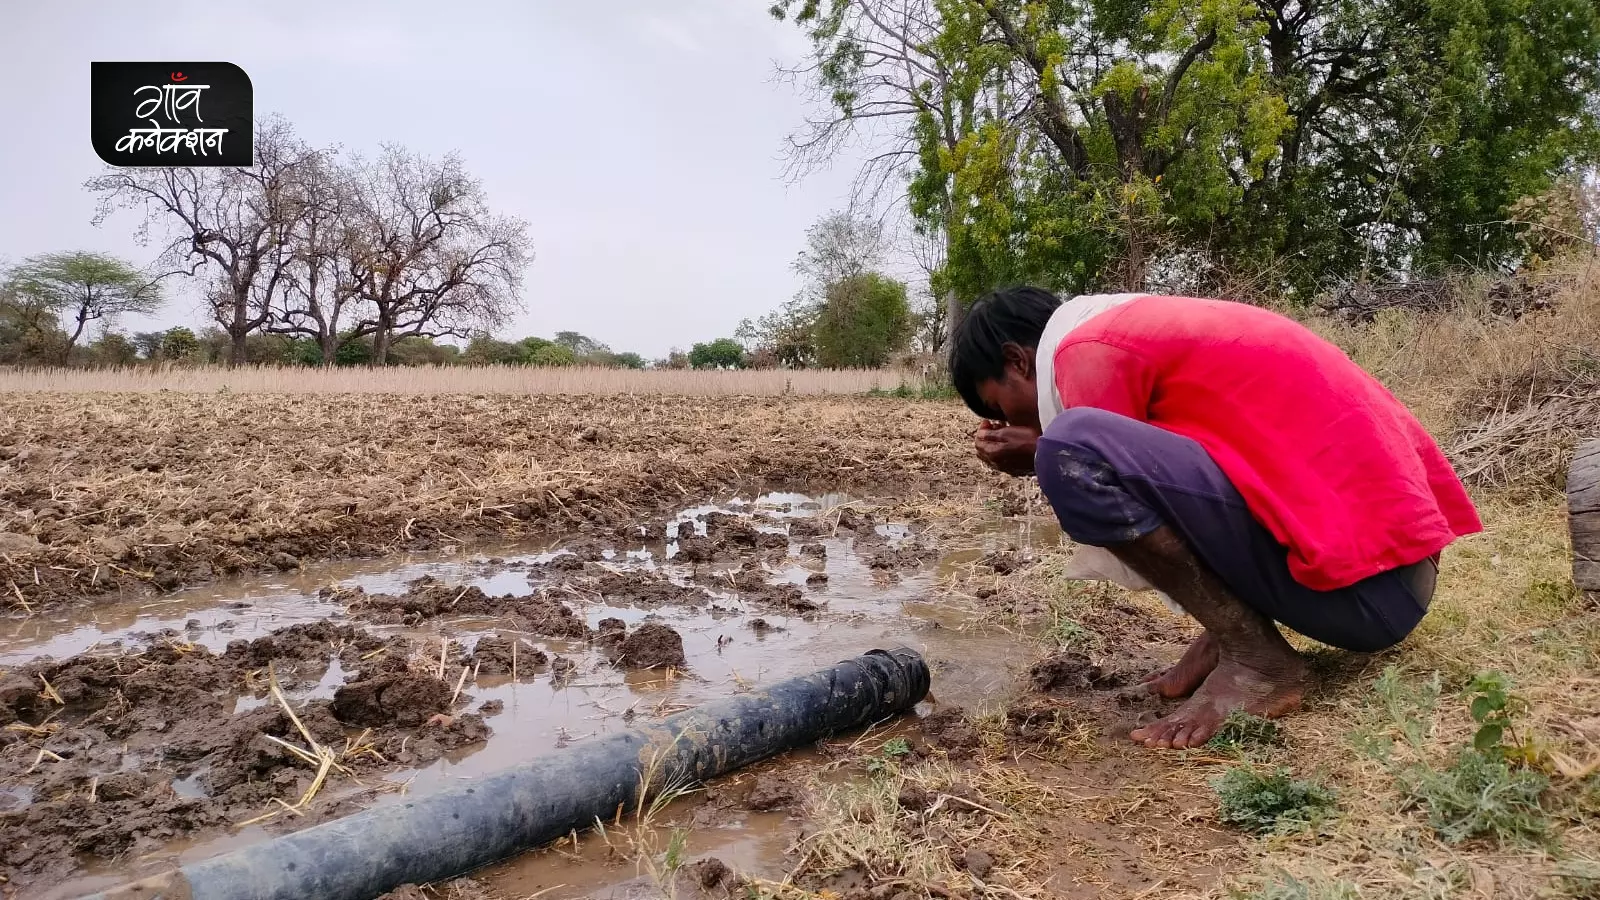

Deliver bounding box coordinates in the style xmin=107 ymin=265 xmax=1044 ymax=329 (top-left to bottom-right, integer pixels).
xmin=91 ymin=647 xmax=931 ymax=900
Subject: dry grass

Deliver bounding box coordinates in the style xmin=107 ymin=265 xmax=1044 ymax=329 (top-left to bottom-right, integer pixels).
xmin=783 ymin=495 xmax=1596 ymax=900
xmin=0 ymin=364 xmax=922 ymax=395
xmin=780 ymin=260 xmax=1600 ymax=899
xmin=1313 ymin=260 xmax=1600 ymax=495
xmin=1220 ymin=496 xmax=1600 ymax=900
xmin=793 ymin=757 xmax=1062 ymax=897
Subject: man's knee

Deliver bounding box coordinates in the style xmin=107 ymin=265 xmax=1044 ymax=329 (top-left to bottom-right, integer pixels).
xmin=1033 ymin=407 xmax=1150 ymax=493
xmin=1035 ymin=411 xmax=1163 ymax=546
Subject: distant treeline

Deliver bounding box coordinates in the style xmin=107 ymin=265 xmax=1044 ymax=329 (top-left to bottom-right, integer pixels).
xmin=0 ymin=320 xmax=660 ymax=369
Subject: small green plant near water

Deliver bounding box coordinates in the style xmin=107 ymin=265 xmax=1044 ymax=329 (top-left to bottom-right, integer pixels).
xmin=1232 ymin=871 xmax=1360 ymax=900
xmin=1212 ymin=766 xmax=1337 ymax=834
xmin=1206 ymin=711 xmax=1285 ymax=753
xmin=1045 ymin=614 xmax=1096 ymax=650
xmin=865 ymin=737 xmax=913 ymax=775
xmin=1465 ymin=670 xmax=1535 ymax=760
xmin=662 ymin=827 xmax=689 ymax=873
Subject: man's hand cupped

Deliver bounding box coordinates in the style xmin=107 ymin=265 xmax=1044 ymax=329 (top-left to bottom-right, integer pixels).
xmin=974 ymin=421 xmax=1040 ymax=477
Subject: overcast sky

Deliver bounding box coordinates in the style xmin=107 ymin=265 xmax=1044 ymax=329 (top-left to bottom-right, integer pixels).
xmin=0 ymin=0 xmax=882 ymax=358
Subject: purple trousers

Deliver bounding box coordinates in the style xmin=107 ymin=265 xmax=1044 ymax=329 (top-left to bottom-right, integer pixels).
xmin=1034 ymin=408 xmax=1434 ymax=652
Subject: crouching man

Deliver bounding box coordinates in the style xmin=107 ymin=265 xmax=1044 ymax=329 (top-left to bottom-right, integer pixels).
xmin=949 ymin=288 xmax=1482 ymax=749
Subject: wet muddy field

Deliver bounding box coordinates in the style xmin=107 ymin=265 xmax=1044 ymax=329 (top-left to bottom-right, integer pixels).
xmin=1 ymin=492 xmax=1058 ymax=899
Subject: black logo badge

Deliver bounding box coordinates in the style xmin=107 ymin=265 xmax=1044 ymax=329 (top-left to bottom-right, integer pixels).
xmin=91 ymin=62 xmax=253 ymax=167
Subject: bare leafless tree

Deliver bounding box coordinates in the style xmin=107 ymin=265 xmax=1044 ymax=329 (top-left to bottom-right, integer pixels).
xmin=340 ymin=147 xmax=532 ymax=364
xmin=87 ymin=115 xmax=320 ymax=366
xmin=793 ymin=210 xmax=889 ymax=301
xmin=265 ymin=148 xmax=368 ymax=365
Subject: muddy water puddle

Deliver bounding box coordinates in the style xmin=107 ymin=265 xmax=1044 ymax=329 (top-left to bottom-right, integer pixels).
xmin=0 ymin=493 xmax=1063 ymax=899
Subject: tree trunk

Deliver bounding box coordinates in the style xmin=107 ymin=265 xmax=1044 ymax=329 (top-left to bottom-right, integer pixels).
xmin=320 ymin=334 xmax=339 ymax=367
xmin=1569 ymin=437 xmax=1600 ymax=595
xmin=943 ymin=289 xmax=963 ymax=354
xmin=229 ymin=288 xmax=251 ymax=367
xmin=941 ymin=218 xmax=963 ymax=356
xmin=371 ymin=326 xmax=392 ymax=366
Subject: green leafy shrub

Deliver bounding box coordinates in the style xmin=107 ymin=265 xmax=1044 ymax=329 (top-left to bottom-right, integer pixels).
xmin=1234 ymin=872 xmax=1359 ymax=900
xmin=1206 ymin=712 xmax=1285 ymax=752
xmin=865 ymin=737 xmax=913 ymax=775
xmin=1404 ymin=747 xmax=1549 ymax=845
xmin=1212 ymin=767 xmax=1336 ymax=834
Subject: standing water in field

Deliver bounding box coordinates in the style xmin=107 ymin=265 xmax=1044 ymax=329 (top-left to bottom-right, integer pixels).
xmin=0 ymin=492 xmax=1060 ymax=900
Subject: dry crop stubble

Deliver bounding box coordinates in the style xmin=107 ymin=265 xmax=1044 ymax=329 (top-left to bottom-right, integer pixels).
xmin=0 ymin=394 xmax=995 ymax=613
xmin=0 ymin=365 xmax=923 ymax=396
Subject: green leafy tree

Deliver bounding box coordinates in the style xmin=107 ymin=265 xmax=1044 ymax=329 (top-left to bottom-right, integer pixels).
xmin=776 ymin=0 xmax=1600 ymax=300
xmin=335 ymin=333 xmax=374 ymax=367
xmin=158 ymin=327 xmax=201 ymax=362
xmin=282 ymin=337 xmax=325 ymax=366
xmin=390 ymin=336 xmax=460 ymax=366
xmin=0 ymin=284 xmax=69 ymax=365
xmin=609 ymin=351 xmax=645 ymax=369
xmin=813 ymin=273 xmax=913 ymax=368
xmin=1 ymin=252 xmax=163 ymax=362
xmin=738 ymin=298 xmax=820 ymax=368
xmin=131 ymin=331 xmax=165 ymax=360
xmin=89 ymin=331 xmax=139 ymax=366
xmin=689 ymin=338 xmax=747 ymax=369
xmin=528 ymin=343 xmax=577 ymax=367
xmin=463 ymin=335 xmax=529 ymax=365
xmin=553 ymin=331 xmax=604 ymax=358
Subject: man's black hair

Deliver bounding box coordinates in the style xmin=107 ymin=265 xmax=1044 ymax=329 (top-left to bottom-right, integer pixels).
xmin=948 ymin=285 xmax=1063 ymax=419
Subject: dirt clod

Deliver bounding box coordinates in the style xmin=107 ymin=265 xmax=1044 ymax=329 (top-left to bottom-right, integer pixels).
xmin=1004 ymin=697 xmax=1078 ymax=741
xmin=331 ymin=671 xmax=453 ymax=728
xmin=743 ymin=773 xmax=797 ymax=811
xmin=679 ymin=856 xmax=739 ymax=899
xmin=978 ymin=551 xmax=1024 ymax=575
xmin=592 ymin=571 xmax=709 ymax=607
xmin=468 ymin=634 xmax=546 ymax=675
xmin=918 ymin=707 xmax=982 ymax=759
xmin=962 ymin=848 xmax=995 ymax=879
xmin=897 ymin=783 xmax=932 ymax=811
xmin=675 ymin=535 xmax=716 ymax=563
xmin=1029 ymin=652 xmax=1108 ymax=693
xmin=608 ymin=622 xmax=687 ymax=669
xmin=344 ymin=577 xmax=590 ymax=639
xmin=867 ymin=546 xmax=930 ymax=570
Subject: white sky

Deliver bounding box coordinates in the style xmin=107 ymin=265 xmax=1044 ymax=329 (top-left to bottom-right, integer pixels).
xmin=0 ymin=0 xmax=880 ymax=358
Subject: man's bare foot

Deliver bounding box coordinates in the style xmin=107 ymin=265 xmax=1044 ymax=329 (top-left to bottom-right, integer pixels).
xmin=1129 ymin=654 xmax=1309 ymax=749
xmin=1142 ymin=631 xmax=1218 ymax=699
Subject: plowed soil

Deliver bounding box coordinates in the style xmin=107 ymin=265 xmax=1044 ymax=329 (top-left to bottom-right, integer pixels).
xmin=0 ymin=395 xmax=993 ymax=614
